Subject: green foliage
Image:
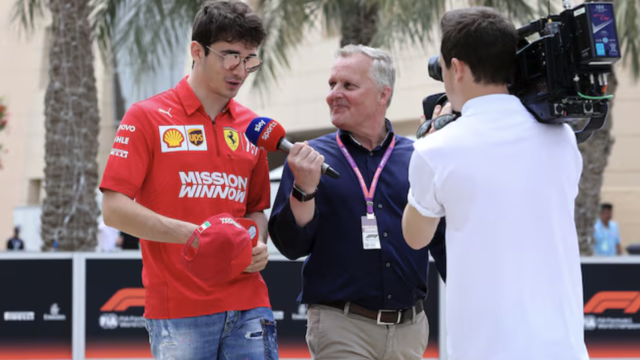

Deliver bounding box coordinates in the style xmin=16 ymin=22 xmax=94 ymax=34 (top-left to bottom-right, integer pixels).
xmin=11 ymin=0 xmax=640 ymax=90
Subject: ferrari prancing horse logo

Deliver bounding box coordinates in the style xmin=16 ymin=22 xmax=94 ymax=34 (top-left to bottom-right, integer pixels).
xmin=224 ymin=128 xmax=239 ymax=151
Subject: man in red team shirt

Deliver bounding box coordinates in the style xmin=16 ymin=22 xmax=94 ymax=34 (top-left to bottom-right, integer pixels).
xmin=100 ymin=1 xmax=277 ymax=359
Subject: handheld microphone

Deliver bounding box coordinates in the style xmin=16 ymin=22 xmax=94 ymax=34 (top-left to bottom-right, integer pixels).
xmin=245 ymin=117 xmax=340 ymax=179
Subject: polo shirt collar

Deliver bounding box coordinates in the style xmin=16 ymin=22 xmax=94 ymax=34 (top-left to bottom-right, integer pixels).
xmin=338 ymin=119 xmax=394 ymax=150
xmin=461 ymin=93 xmax=521 ymax=117
xmin=223 ymin=98 xmax=239 ymax=119
xmin=176 ymin=76 xmax=238 ymax=120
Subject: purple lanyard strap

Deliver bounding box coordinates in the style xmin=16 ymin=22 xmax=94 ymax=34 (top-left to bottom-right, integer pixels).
xmin=335 ymin=132 xmax=395 ymax=215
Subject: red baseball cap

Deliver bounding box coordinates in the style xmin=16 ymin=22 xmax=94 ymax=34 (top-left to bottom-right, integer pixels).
xmin=235 ymin=218 xmax=259 ymax=247
xmin=181 ymin=213 xmax=256 ymax=284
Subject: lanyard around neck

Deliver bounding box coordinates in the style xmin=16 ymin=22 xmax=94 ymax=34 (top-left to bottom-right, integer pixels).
xmin=335 ymin=132 xmax=395 ymax=216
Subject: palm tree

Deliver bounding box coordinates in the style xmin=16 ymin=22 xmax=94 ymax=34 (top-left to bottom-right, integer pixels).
xmin=11 ymin=0 xmax=201 ymax=252
xmin=573 ymin=0 xmax=639 ymax=255
xmin=13 ymin=0 xmax=101 ymax=251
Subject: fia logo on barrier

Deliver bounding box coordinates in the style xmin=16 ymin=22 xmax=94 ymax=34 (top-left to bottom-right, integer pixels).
xmin=583 ymin=291 xmax=640 ymax=331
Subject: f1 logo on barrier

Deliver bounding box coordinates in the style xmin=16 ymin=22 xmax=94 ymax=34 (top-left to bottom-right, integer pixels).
xmin=101 ymin=288 xmax=145 ymax=312
xmin=584 ymin=291 xmax=640 ymax=314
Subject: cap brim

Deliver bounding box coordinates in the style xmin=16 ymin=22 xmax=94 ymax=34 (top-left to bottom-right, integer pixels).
xmin=229 ymin=240 xmax=253 ymax=278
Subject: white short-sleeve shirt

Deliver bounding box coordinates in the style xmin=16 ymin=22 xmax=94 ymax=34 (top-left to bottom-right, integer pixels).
xmin=408 ymin=94 xmax=588 ymax=360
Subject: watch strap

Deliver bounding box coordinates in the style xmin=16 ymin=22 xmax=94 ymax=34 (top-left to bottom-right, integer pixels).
xmin=292 ymin=184 xmax=316 ymax=202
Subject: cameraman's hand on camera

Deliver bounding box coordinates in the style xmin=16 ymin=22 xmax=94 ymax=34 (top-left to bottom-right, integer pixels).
xmin=420 ymin=102 xmax=453 ymax=135
xmin=288 ymin=142 xmax=323 ymax=193
xmin=433 ymin=102 xmax=453 ymax=118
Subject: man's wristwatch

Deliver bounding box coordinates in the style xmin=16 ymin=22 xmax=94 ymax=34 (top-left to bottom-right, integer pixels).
xmin=291 ymin=184 xmax=316 ymax=202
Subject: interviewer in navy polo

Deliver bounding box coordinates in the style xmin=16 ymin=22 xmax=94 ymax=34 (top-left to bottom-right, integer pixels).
xmin=268 ymin=44 xmax=446 ymax=360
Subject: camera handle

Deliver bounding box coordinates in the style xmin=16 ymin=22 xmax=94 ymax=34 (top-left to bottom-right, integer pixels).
xmin=573 ymin=102 xmax=609 ymax=144
xmin=522 ymin=102 xmax=609 ymax=144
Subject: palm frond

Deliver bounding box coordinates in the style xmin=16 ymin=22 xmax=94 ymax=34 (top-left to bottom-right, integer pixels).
xmin=255 ymin=0 xmax=449 ymax=93
xmin=90 ymin=0 xmax=200 ymax=88
xmin=252 ymin=0 xmax=316 ymax=93
xmin=370 ymin=0 xmax=446 ymax=51
xmin=319 ymin=0 xmax=350 ymax=39
xmin=90 ymin=0 xmax=117 ymax=69
xmin=615 ymin=0 xmax=640 ymax=78
xmin=10 ymin=0 xmax=47 ymax=35
xmin=471 ymin=0 xmax=538 ymax=26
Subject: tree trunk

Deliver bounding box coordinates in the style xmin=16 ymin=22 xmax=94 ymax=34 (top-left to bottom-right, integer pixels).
xmin=573 ymin=69 xmax=617 ymax=255
xmin=573 ymin=0 xmax=618 ymax=256
xmin=340 ymin=3 xmax=380 ymax=47
xmin=41 ymin=0 xmax=100 ymax=251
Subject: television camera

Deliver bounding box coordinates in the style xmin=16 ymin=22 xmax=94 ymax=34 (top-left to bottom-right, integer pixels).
xmin=418 ymin=1 xmax=621 ymax=143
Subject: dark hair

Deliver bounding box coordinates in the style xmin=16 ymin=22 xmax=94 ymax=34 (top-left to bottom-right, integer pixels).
xmin=600 ymin=203 xmax=613 ymax=211
xmin=440 ymin=7 xmax=517 ymax=85
xmin=191 ymin=0 xmax=266 ymax=56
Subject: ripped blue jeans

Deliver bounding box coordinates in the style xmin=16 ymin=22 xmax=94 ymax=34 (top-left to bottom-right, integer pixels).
xmin=144 ymin=307 xmax=278 ymax=360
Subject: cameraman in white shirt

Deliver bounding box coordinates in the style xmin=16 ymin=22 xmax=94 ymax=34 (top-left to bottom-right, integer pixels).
xmin=402 ymin=7 xmax=588 ymax=360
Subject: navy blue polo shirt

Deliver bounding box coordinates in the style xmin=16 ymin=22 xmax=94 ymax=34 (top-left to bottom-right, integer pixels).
xmin=268 ymin=121 xmax=446 ymax=311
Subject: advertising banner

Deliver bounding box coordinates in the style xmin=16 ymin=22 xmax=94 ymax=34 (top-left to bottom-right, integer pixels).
xmin=0 ymin=258 xmax=72 ymax=360
xmin=5 ymin=254 xmax=640 ymax=360
xmin=262 ymin=259 xmax=441 ymax=359
xmin=424 ymin=262 xmax=441 ymax=359
xmin=85 ymin=258 xmax=150 ymax=359
xmin=82 ymin=257 xmax=440 ymax=359
xmin=261 ymin=259 xmax=309 ymax=358
xmin=583 ymin=262 xmax=640 ymax=358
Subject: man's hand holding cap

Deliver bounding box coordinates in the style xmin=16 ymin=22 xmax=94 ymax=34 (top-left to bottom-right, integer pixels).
xmin=235 ymin=218 xmax=260 ymax=247
xmin=181 ymin=213 xmax=258 ymax=284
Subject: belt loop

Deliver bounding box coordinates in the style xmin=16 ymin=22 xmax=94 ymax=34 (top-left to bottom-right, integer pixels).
xmin=343 ymin=301 xmax=351 ymax=316
xmin=411 ymin=306 xmax=417 ymax=324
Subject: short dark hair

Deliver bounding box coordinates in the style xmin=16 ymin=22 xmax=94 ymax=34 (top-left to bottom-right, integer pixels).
xmin=191 ymin=0 xmax=266 ymax=56
xmin=440 ymin=7 xmax=517 ymax=85
xmin=600 ymin=203 xmax=613 ymax=211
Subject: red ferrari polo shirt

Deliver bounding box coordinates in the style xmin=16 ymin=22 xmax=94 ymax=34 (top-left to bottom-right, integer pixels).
xmin=100 ymin=76 xmax=271 ymax=319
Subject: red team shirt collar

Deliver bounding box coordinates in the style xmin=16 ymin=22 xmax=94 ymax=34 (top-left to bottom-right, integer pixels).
xmin=176 ymin=76 xmax=239 ymax=120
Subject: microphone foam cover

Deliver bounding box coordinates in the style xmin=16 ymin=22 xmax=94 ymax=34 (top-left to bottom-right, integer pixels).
xmin=246 ymin=117 xmax=286 ymax=152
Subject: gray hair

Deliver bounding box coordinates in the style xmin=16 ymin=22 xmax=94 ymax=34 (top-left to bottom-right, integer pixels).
xmin=336 ymin=44 xmax=396 ymax=108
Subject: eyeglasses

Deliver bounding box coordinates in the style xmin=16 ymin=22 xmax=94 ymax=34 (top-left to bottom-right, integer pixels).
xmin=206 ymin=46 xmax=262 ymax=73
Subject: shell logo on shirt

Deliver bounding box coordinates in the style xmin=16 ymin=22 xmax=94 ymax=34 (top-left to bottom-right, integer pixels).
xmin=158 ymin=125 xmax=208 ymax=153
xmin=163 ymin=129 xmax=184 ymax=148
xmin=224 ymin=128 xmax=239 ymax=151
